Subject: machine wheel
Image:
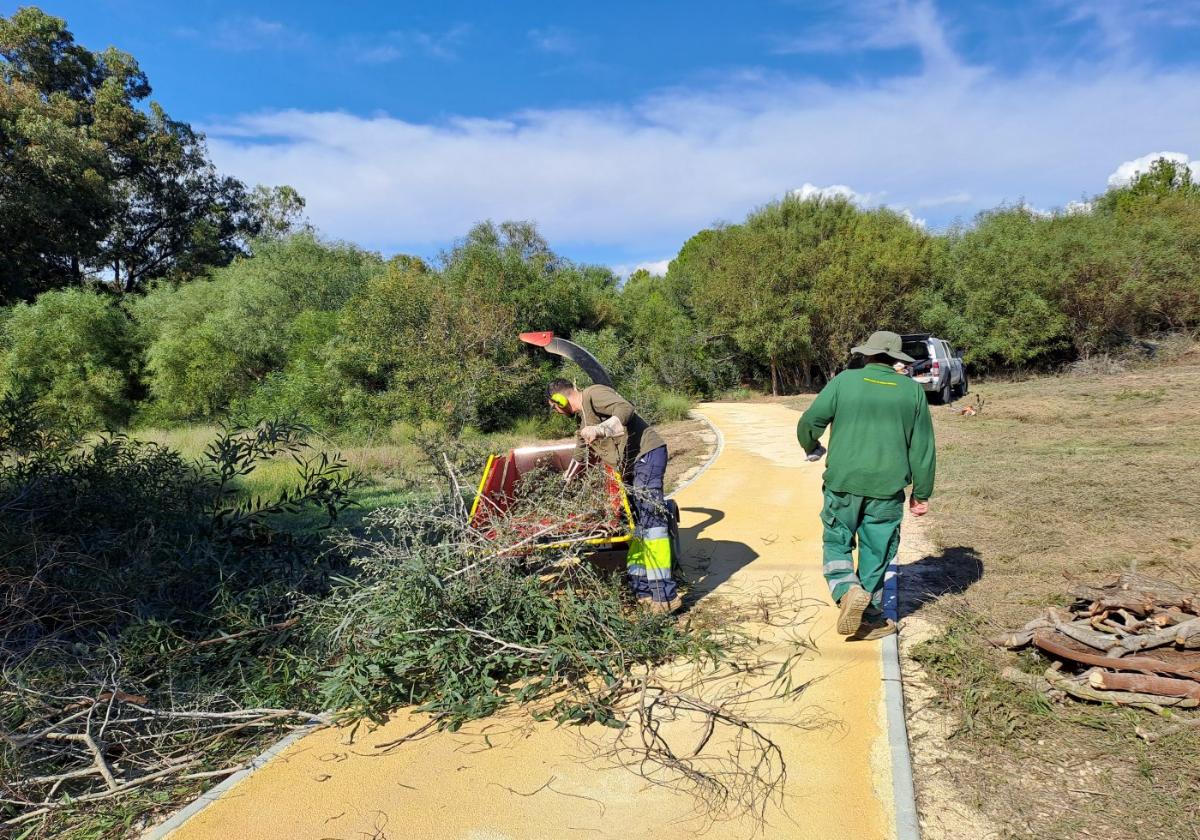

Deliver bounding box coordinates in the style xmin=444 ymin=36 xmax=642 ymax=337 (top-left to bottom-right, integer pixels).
xmin=940 ymin=381 xmax=953 ymax=405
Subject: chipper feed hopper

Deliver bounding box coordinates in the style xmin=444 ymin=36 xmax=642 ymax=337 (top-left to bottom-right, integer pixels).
xmin=468 ymin=443 xmax=636 ymax=552
xmin=467 ymin=332 xmax=679 ymax=560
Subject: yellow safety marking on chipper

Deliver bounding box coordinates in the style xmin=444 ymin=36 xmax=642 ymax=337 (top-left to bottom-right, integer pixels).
xmin=468 ymin=454 xmax=496 ymax=521
xmin=537 ymin=469 xmax=637 ymax=551
xmin=613 ymin=469 xmax=637 ymax=531
xmin=540 ymin=534 xmax=633 ymax=551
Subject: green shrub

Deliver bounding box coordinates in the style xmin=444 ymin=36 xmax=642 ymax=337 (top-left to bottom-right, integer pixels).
xmin=0 ymin=288 xmax=140 ymax=429
xmin=333 ymin=257 xmax=538 ymax=433
xmin=651 ymin=390 xmax=694 ymax=422
xmin=133 ymin=234 xmax=382 ymax=424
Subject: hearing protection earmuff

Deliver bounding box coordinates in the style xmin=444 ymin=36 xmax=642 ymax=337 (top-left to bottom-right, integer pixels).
xmin=550 ymin=393 xmax=569 ymax=409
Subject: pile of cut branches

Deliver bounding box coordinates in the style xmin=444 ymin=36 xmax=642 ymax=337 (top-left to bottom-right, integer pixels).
xmin=305 ymin=465 xmax=701 ymax=725
xmin=487 ymin=462 xmax=621 ymax=550
xmin=2 ymin=407 xmax=807 ymax=835
xmin=993 ymin=573 xmax=1200 ymax=730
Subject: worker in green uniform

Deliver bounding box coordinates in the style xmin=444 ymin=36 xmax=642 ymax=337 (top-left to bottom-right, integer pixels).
xmin=797 ymin=331 xmax=936 ymax=639
xmin=546 ymin=378 xmax=681 ymax=614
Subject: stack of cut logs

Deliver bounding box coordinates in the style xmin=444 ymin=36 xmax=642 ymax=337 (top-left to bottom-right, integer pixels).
xmin=992 ymin=573 xmax=1200 ymax=714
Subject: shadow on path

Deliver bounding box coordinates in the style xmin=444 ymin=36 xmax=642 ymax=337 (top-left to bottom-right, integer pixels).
xmin=897 ymin=545 xmax=983 ymax=619
xmin=677 ymin=507 xmax=760 ymax=599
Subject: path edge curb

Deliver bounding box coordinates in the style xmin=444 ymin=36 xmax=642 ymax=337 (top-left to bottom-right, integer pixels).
xmin=669 ymin=407 xmax=724 ymax=499
xmin=883 ymin=561 xmax=922 ymax=840
xmin=142 ymin=720 xmax=325 ymax=839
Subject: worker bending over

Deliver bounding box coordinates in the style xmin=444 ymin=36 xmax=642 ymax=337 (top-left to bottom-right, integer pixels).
xmin=546 ymin=378 xmax=681 ymax=614
xmin=797 ymin=331 xmax=936 ymax=639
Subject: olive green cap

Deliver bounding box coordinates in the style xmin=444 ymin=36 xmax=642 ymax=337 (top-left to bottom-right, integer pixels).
xmin=851 ymin=330 xmax=915 ymax=363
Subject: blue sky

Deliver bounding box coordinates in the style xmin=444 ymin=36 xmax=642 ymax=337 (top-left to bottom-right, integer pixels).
xmin=27 ymin=0 xmax=1200 ymax=272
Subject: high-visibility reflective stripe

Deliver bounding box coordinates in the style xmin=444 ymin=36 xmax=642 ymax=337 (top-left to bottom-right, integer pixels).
xmin=646 ymin=566 xmax=672 ymax=580
xmin=823 ymin=560 xmax=854 ymax=573
xmin=642 ymin=526 xmax=670 ymax=540
xmin=628 ymin=566 xmax=647 ymax=577
xmin=627 ymin=537 xmax=645 ymax=573
xmin=825 ymin=574 xmax=859 ymax=590
xmin=642 ymin=535 xmax=672 ymax=576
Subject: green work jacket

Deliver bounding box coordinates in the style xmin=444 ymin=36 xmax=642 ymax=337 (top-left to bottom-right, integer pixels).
xmin=573 ymin=385 xmax=664 ymax=473
xmin=797 ymin=363 xmax=936 ymax=500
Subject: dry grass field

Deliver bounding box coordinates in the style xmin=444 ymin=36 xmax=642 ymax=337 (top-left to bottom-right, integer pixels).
xmin=906 ymin=346 xmax=1200 ymax=839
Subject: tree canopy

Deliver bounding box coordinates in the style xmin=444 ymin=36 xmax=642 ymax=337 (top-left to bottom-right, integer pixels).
xmin=0 ymin=7 xmax=293 ymax=301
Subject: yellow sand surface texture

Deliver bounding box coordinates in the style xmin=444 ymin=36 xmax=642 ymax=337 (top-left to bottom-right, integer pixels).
xmin=164 ymin=402 xmax=896 ymax=840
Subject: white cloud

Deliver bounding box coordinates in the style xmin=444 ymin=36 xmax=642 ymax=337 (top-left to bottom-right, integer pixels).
xmin=771 ymin=0 xmax=967 ymax=75
xmin=791 ymin=183 xmax=926 ymax=227
xmin=611 ymin=259 xmax=671 ymax=278
xmin=528 ymin=27 xmax=577 ymax=55
xmin=792 ymin=183 xmax=872 ymax=203
xmin=1054 ymin=0 xmax=1200 ymax=57
xmin=1107 ymin=151 xmax=1200 ymax=187
xmin=1064 ymin=200 xmax=1094 ymax=215
xmin=346 ymin=25 xmax=470 ymax=64
xmin=205 ymin=21 xmax=1200 ymax=257
xmin=193 ymin=16 xmax=310 ymax=52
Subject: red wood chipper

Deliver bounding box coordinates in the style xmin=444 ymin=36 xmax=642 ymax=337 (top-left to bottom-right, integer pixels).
xmin=467 ymin=332 xmax=679 ymax=560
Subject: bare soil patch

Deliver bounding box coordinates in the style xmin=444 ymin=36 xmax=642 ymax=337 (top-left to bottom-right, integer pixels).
xmin=658 ymin=416 xmax=716 ymax=492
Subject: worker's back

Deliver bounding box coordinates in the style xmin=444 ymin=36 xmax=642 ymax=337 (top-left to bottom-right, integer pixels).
xmin=798 ymin=363 xmax=935 ymax=500
xmin=577 ymin=384 xmax=664 ymax=471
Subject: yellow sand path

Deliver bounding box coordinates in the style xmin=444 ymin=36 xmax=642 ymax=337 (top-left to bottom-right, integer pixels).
xmin=163 ymin=402 xmax=895 ymax=840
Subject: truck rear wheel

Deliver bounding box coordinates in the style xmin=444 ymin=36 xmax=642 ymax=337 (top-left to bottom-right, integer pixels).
xmin=940 ymin=381 xmax=953 ymax=404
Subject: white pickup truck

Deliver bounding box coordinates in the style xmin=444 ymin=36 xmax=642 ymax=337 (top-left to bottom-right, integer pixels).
xmin=901 ymin=333 xmax=967 ymax=404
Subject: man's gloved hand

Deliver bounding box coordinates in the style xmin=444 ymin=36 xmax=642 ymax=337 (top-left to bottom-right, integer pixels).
xmin=580 ymin=416 xmax=626 ymax=444
xmin=805 ymin=444 xmax=827 ymax=462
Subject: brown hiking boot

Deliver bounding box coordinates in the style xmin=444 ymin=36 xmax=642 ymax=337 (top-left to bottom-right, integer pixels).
xmin=836 ymin=585 xmax=871 ymax=635
xmin=649 ymin=595 xmax=683 ymax=615
xmin=854 ymin=617 xmax=898 ymax=641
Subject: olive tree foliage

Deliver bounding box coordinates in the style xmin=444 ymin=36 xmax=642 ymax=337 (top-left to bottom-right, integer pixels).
xmin=0 ymin=288 xmax=140 ymax=429
xmin=923 ymin=159 xmax=1200 ymax=368
xmin=444 ymin=221 xmax=619 ymax=337
xmin=616 ymin=269 xmax=737 ymax=396
xmin=805 ymin=206 xmax=929 ymax=379
xmin=677 ymin=196 xmax=930 ymax=393
xmin=333 ymin=222 xmax=619 ymax=434
xmin=1087 ymin=159 xmax=1200 ymax=340
xmin=133 ymin=234 xmax=382 ymax=423
xmin=333 ymin=257 xmax=535 ymax=433
xmin=921 ymin=208 xmax=1072 ymax=370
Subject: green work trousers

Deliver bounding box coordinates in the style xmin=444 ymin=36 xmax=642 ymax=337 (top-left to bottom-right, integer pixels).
xmin=820 ymin=487 xmax=904 ymax=610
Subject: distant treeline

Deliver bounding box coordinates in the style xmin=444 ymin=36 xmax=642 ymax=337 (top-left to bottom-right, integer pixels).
xmin=3 ymin=8 xmax=1200 ymax=435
